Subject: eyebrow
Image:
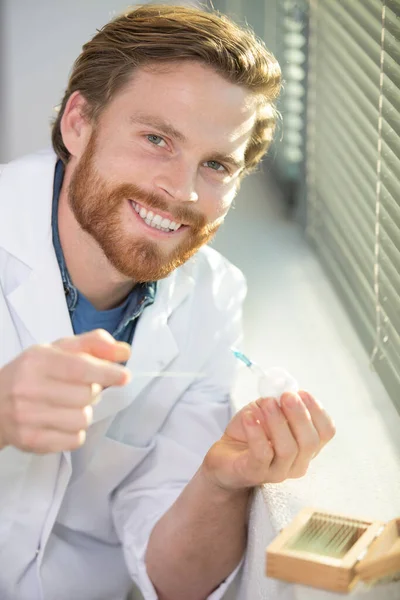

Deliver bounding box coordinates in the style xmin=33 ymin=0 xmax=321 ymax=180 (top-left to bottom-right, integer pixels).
xmin=129 ymin=113 xmax=187 ymax=143
xmin=130 ymin=112 xmax=246 ymax=173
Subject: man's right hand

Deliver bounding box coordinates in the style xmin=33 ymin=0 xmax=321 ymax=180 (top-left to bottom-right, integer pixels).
xmin=0 ymin=329 xmax=131 ymax=454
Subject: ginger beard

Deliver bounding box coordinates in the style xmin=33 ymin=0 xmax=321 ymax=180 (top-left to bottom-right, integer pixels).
xmin=68 ymin=132 xmax=225 ymax=282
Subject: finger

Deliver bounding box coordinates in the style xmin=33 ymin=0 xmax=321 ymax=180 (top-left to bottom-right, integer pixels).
xmin=242 ymin=410 xmax=272 ymax=461
xmin=46 ymin=347 xmax=130 ymax=388
xmin=24 ymin=380 xmax=96 ymax=408
xmin=20 ymin=404 xmax=93 ymax=433
xmin=239 ymin=410 xmax=274 ymax=483
xmin=298 ymin=391 xmax=336 ymax=450
xmin=280 ymin=392 xmax=320 ymax=478
xmin=224 ymin=400 xmax=268 ymax=443
xmin=91 ymin=383 xmax=102 ymax=405
xmin=16 ymin=427 xmax=86 ymax=454
xmin=54 ymin=329 xmax=131 ymax=364
xmin=257 ymin=397 xmax=298 ymax=482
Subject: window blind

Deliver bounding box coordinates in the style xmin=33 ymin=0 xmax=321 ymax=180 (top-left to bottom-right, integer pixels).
xmin=306 ymin=0 xmax=400 ymax=412
xmin=215 ymin=0 xmax=309 ymax=204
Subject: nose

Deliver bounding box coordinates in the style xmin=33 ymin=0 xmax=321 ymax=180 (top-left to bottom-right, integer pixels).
xmin=153 ymin=160 xmax=199 ymax=203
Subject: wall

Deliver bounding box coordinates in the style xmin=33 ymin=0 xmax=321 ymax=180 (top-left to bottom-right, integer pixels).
xmin=0 ymin=0 xmax=194 ymax=162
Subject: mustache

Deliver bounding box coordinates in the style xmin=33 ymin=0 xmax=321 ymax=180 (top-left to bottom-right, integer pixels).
xmin=109 ymin=182 xmax=207 ymax=230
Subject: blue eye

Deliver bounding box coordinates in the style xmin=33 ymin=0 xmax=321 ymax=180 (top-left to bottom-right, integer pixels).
xmin=206 ymin=160 xmax=226 ymax=172
xmin=147 ymin=134 xmax=166 ymax=147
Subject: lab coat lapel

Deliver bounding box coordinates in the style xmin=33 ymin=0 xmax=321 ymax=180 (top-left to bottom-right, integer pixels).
xmin=0 ymin=287 xmax=23 ymax=366
xmin=7 ymin=252 xmax=73 ymax=346
xmin=0 ymin=149 xmax=73 ymax=345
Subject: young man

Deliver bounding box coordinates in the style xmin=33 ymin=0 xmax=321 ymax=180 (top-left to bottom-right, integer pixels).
xmin=0 ymin=5 xmax=335 ymax=600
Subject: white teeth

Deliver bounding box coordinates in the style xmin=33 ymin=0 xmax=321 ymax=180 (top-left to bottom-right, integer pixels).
xmin=132 ymin=201 xmax=182 ymax=232
xmin=161 ymin=218 xmax=171 ymax=229
xmin=151 ymin=214 xmax=162 ymax=226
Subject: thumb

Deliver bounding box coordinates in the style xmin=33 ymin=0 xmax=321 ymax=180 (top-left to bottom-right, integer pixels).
xmin=53 ymin=329 xmax=131 ymax=363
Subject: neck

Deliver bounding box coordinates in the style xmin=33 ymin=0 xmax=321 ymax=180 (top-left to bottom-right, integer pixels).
xmin=58 ymin=163 xmax=135 ymax=311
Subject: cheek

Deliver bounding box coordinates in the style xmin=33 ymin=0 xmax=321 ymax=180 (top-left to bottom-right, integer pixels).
xmin=95 ymin=144 xmax=161 ymax=185
xmin=210 ymin=185 xmax=237 ymax=218
xmin=200 ymin=187 xmax=236 ymax=223
xmin=90 ymin=129 xmax=137 ymax=176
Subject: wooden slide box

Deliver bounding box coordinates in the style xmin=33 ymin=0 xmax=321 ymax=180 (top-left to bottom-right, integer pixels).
xmin=266 ymin=507 xmax=400 ymax=594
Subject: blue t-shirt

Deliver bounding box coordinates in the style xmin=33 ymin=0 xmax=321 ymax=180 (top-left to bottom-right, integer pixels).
xmin=51 ymin=160 xmax=156 ymax=344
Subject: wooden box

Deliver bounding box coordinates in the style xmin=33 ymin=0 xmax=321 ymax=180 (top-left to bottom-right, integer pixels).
xmin=266 ymin=507 xmax=400 ymax=593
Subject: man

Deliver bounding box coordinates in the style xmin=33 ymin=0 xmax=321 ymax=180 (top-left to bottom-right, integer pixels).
xmin=0 ymin=5 xmax=335 ymax=600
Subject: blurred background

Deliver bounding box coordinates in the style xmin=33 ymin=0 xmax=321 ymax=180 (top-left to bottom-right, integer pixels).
xmin=1 ymin=2 xmax=400 ymax=598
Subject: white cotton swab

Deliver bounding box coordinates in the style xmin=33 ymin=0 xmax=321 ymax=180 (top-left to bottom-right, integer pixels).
xmin=129 ymin=371 xmax=205 ymax=378
xmin=232 ymin=348 xmax=298 ymax=405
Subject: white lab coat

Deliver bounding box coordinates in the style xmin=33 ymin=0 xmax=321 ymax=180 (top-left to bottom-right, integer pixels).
xmin=0 ymin=150 xmax=247 ymax=600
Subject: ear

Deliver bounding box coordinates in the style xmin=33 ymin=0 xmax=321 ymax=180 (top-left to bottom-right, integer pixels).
xmin=60 ymin=91 xmax=93 ymax=159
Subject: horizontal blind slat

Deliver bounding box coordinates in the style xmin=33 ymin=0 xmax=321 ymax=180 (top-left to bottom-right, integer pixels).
xmin=379 ymin=277 xmax=400 ymax=342
xmin=314 ymin=186 xmax=375 ymax=293
xmin=325 ymin=2 xmax=382 ymax=63
xmin=311 ymin=220 xmax=376 ymax=327
xmin=317 ymin=54 xmax=381 ymax=140
xmin=383 ymin=40 xmax=400 ymax=85
xmin=381 ymin=185 xmax=400 ymax=231
xmin=381 ymin=132 xmax=400 ymax=186
xmin=382 ymin=68 xmax=400 ymax=119
xmin=382 ymin=78 xmax=400 ymax=142
xmin=386 ymin=4 xmax=400 ymax=37
xmin=319 ymin=23 xmax=380 ymax=108
xmin=315 ymin=100 xmax=378 ymax=175
xmin=316 ymin=166 xmax=375 ymax=259
xmin=345 ymin=1 xmax=384 ymax=42
xmin=316 ymin=81 xmax=379 ymax=159
xmin=317 ymin=143 xmax=376 ymax=223
xmin=316 ymin=240 xmax=375 ymax=349
xmin=381 ymin=162 xmax=400 ymax=214
xmin=321 ymin=9 xmax=381 ymax=86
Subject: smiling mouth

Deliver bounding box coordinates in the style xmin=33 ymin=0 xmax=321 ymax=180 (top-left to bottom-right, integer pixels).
xmin=130 ymin=200 xmax=183 ymax=233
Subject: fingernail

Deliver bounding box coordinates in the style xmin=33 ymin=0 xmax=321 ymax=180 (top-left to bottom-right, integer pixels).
xmin=119 ymin=367 xmax=131 ymax=384
xmin=267 ymin=398 xmax=278 ymax=414
xmin=84 ymin=405 xmax=93 ymax=426
xmin=302 ymin=392 xmax=322 ymax=410
xmin=78 ymin=430 xmax=86 ymax=446
xmin=285 ymin=393 xmax=300 ymax=409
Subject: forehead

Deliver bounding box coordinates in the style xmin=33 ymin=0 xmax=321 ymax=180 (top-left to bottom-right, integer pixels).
xmin=103 ymin=61 xmax=257 ymax=150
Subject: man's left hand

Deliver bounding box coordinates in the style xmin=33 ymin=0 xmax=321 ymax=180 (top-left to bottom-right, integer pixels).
xmin=203 ymin=391 xmax=336 ymax=490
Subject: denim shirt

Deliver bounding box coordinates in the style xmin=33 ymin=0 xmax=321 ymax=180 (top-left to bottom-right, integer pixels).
xmin=51 ymin=160 xmax=156 ymax=344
